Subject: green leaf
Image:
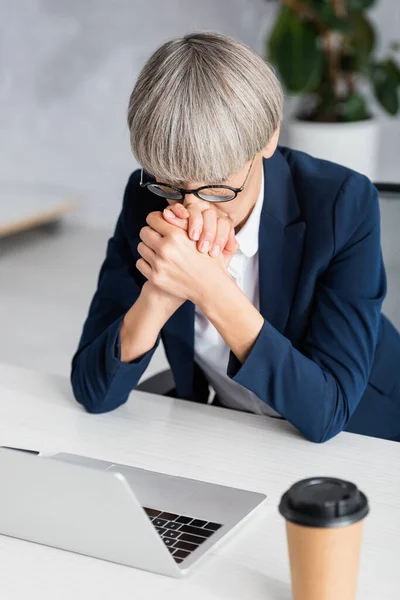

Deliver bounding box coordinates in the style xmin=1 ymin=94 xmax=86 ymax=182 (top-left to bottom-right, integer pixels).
xmin=267 ymin=5 xmax=291 ymax=64
xmin=348 ymin=0 xmax=376 ymax=11
xmin=340 ymin=94 xmax=370 ymax=121
xmin=372 ymin=63 xmax=399 ymax=115
xmin=385 ymin=58 xmax=400 ymax=84
xmin=307 ymin=1 xmax=352 ymax=32
xmin=351 ymin=13 xmax=375 ymax=56
xmin=390 ymin=41 xmax=400 ymax=52
xmin=268 ymin=6 xmax=324 ymax=93
xmin=323 ymin=16 xmax=353 ymax=33
xmin=307 ymin=1 xmax=348 ymax=32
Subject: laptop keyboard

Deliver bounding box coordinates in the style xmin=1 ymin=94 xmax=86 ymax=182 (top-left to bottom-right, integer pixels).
xmin=143 ymin=507 xmax=222 ymax=564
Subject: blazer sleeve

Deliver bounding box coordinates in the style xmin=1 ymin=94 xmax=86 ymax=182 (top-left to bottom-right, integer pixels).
xmin=227 ymin=174 xmax=386 ymax=443
xmin=71 ymin=174 xmax=160 ymax=413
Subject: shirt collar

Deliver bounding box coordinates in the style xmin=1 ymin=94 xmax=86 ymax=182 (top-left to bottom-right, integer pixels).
xmin=235 ymin=165 xmax=264 ymax=258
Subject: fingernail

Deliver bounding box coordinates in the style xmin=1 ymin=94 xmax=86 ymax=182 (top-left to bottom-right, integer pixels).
xmin=200 ymin=240 xmax=210 ymax=253
xmin=210 ymin=245 xmax=220 ymax=257
xmin=164 ymin=208 xmax=176 ymax=218
xmin=192 ymin=229 xmax=200 ymax=240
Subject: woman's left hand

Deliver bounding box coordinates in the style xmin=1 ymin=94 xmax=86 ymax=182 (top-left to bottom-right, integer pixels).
xmin=137 ymin=212 xmax=230 ymax=305
xmin=162 ymin=203 xmax=239 ymax=267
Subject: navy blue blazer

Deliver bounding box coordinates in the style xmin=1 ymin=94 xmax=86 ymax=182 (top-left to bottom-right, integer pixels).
xmin=71 ymin=147 xmax=400 ymax=443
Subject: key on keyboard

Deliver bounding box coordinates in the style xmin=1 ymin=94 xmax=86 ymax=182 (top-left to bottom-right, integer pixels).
xmin=163 ymin=537 xmax=175 ymax=547
xmin=164 ymin=530 xmax=180 ymax=539
xmin=153 ymin=518 xmax=168 ymax=528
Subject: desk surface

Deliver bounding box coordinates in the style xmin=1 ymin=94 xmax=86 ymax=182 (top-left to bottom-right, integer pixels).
xmin=0 ymin=363 xmax=399 ymax=600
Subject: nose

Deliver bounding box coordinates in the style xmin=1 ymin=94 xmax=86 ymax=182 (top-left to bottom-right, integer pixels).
xmin=183 ymin=192 xmax=210 ymax=209
xmin=183 ymin=192 xmax=198 ymax=207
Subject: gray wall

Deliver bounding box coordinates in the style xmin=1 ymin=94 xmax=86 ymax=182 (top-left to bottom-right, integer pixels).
xmin=0 ymin=0 xmax=399 ymax=227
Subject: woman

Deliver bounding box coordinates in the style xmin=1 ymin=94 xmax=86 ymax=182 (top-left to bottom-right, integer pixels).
xmin=72 ymin=32 xmax=400 ymax=442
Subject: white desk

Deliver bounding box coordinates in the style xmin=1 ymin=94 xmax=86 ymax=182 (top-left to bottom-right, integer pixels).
xmin=0 ymin=363 xmax=399 ymax=600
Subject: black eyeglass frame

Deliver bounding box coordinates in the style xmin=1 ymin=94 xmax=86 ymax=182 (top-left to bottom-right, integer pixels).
xmin=139 ymin=156 xmax=255 ymax=203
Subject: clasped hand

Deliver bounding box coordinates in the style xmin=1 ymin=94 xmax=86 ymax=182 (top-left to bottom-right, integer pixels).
xmin=136 ymin=202 xmax=239 ymax=304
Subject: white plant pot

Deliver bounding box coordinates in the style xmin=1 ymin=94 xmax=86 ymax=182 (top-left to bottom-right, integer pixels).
xmin=288 ymin=118 xmax=379 ymax=181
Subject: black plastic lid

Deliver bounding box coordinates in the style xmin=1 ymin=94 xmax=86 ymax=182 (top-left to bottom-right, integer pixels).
xmin=279 ymin=477 xmax=369 ymax=528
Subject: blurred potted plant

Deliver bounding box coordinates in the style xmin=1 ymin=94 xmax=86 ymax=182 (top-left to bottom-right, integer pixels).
xmin=267 ymin=0 xmax=400 ymax=179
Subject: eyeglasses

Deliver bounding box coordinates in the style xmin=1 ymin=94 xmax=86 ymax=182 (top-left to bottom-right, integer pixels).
xmin=140 ymin=157 xmax=255 ymax=203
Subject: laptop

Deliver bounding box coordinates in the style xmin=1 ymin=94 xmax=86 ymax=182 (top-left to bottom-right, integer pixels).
xmin=0 ymin=447 xmax=266 ymax=577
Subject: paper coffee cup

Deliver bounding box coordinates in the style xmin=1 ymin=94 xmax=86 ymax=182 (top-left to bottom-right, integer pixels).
xmin=279 ymin=477 xmax=369 ymax=600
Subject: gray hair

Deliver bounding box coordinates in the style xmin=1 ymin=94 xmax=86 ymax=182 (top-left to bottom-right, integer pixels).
xmin=127 ymin=31 xmax=283 ymax=184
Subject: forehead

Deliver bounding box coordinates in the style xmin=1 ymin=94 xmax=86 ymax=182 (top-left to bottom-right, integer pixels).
xmin=151 ymin=156 xmax=254 ymax=187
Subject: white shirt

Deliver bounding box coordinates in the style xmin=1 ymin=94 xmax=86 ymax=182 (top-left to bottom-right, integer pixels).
xmin=194 ymin=168 xmax=280 ymax=417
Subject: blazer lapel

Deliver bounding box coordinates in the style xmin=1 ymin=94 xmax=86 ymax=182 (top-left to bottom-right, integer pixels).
xmin=259 ymin=150 xmax=306 ymax=335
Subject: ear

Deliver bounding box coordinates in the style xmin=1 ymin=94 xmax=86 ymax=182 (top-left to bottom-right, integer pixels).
xmin=261 ymin=126 xmax=280 ymax=159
